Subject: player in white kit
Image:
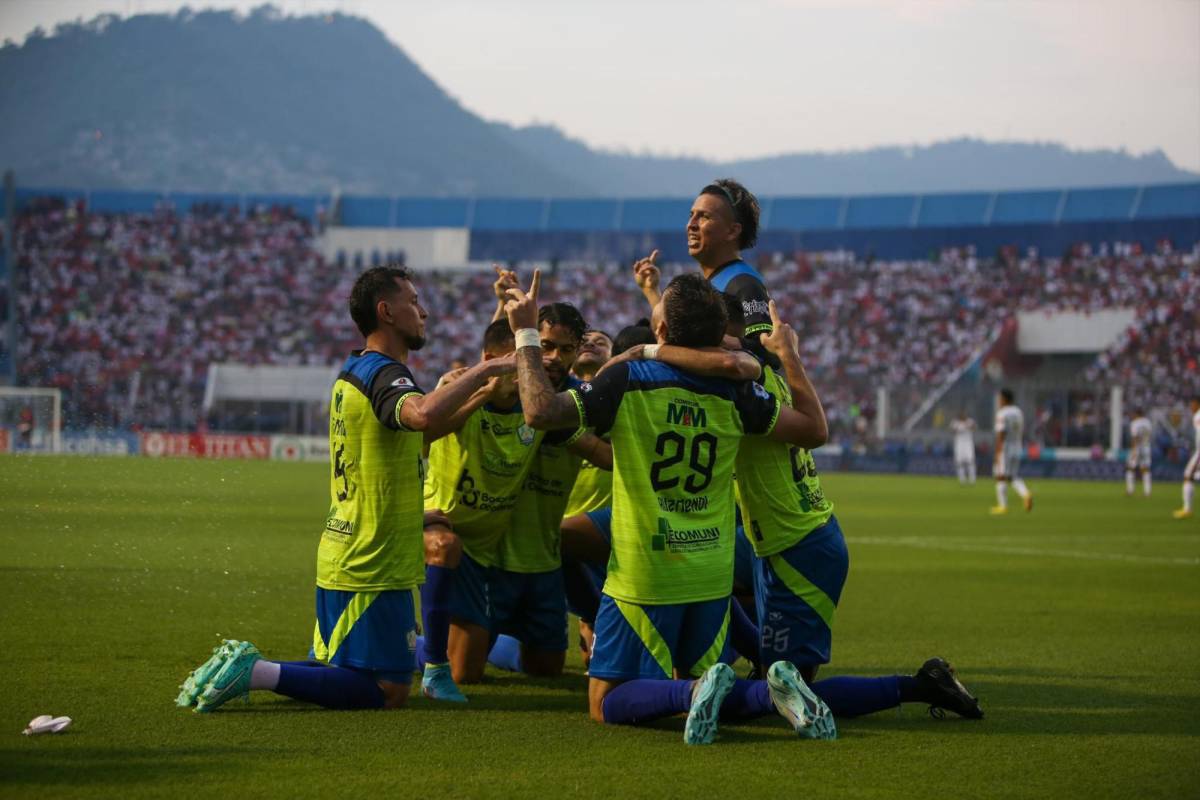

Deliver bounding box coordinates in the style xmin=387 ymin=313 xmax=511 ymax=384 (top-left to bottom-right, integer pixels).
xmin=951 ymin=411 xmax=977 ymax=485
xmin=1125 ymin=409 xmax=1153 ymax=497
xmin=1173 ymin=397 xmax=1200 ymax=520
xmin=991 ymin=389 xmax=1033 ymax=514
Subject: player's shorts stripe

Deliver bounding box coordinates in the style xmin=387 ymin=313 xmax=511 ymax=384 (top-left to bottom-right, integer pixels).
xmin=312 ymin=590 xmax=378 ymax=662
xmin=613 ymin=598 xmax=673 ymax=677
xmin=688 ymin=601 xmax=730 ymax=676
xmin=768 ymin=553 xmax=836 ymax=628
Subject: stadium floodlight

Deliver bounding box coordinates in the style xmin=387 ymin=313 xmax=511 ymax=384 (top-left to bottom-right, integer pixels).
xmin=0 ymin=386 xmax=62 ymax=453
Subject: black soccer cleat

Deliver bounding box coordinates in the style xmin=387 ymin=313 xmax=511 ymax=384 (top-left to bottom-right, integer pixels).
xmin=915 ymin=657 xmax=984 ymax=720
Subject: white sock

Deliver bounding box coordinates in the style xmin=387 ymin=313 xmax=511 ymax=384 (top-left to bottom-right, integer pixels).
xmin=1012 ymin=479 xmax=1030 ymax=500
xmin=995 ymin=482 xmax=1008 ymax=508
xmin=957 ymin=464 xmax=967 ymax=484
xmin=1143 ymin=472 xmax=1152 ymax=497
xmin=1126 ymin=471 xmax=1135 ymax=495
xmin=1185 ymin=482 xmax=1195 ymax=513
xmin=250 ymin=659 xmax=281 ymax=691
xmin=968 ymin=463 xmax=976 ymax=484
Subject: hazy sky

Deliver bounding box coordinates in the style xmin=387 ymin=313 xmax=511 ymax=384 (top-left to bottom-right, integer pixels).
xmin=2 ymin=0 xmax=1198 ymax=171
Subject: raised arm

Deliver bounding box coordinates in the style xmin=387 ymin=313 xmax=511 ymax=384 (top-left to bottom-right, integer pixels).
xmin=504 ymin=270 xmax=586 ymax=430
xmin=491 ymin=264 xmax=519 ymax=323
xmin=758 ymin=300 xmax=827 ymax=449
xmin=633 ymin=250 xmax=663 ymax=310
xmin=400 ymin=353 xmax=514 ymax=439
xmin=423 ymin=376 xmax=498 ymax=446
xmin=652 ymin=344 xmax=762 ymax=381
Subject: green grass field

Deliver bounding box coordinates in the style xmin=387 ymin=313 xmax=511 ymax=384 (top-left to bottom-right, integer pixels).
xmin=1 ymin=455 xmax=1198 ymax=799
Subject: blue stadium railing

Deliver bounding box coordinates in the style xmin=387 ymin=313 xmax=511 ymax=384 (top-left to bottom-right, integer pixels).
xmin=12 ymin=182 xmax=1199 ymax=260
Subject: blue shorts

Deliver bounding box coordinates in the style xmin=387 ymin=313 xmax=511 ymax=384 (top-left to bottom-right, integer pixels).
xmin=491 ymin=567 xmax=569 ymax=652
xmin=449 ymin=551 xmax=493 ymax=629
xmin=312 ymin=587 xmax=416 ymax=684
xmin=589 ymin=594 xmax=731 ymax=681
xmin=753 ymin=515 xmax=849 ymax=668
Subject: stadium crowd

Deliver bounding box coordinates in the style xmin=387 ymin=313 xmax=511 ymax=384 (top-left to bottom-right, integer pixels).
xmin=11 ymin=200 xmax=1199 ymax=443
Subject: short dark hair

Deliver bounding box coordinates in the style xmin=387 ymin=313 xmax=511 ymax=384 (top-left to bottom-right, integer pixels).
xmin=663 ymin=273 xmax=728 ymax=348
xmin=701 ymin=178 xmax=760 ymax=250
xmin=349 ymin=266 xmax=414 ymax=337
xmin=612 ymin=324 xmax=657 ymax=356
xmin=1000 ymin=388 xmax=1015 ymax=404
xmin=482 ymin=318 xmax=515 ymax=353
xmin=538 ymin=302 xmax=587 ymax=343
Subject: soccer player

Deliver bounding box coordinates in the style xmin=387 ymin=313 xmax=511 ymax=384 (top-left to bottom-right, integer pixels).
xmin=992 ymin=388 xmax=1033 ymax=514
xmin=421 ymin=310 xmax=609 ymax=690
xmin=1126 ymin=409 xmax=1153 ymax=497
xmin=176 ymin=266 xmax=514 ymax=712
xmin=952 ymin=412 xmax=978 ymax=485
xmin=1173 ymin=396 xmax=1200 ymax=519
xmin=506 ymin=270 xmax=832 ymax=745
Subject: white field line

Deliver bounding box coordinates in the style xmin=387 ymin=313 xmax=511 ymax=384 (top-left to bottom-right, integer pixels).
xmin=847 ymin=536 xmax=1200 ymax=567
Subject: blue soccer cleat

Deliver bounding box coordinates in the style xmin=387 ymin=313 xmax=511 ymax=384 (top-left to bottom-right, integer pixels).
xmin=195 ymin=640 xmax=261 ymax=713
xmin=767 ymin=661 xmax=837 ymax=740
xmin=421 ymin=663 xmax=467 ymax=703
xmin=684 ymin=662 xmax=735 ymax=745
xmin=176 ymin=639 xmax=241 ymax=708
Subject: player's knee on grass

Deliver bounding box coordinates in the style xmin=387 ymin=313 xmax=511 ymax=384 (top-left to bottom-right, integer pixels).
xmin=424 ymin=525 xmax=462 ymax=569
xmin=378 ymin=679 xmax=411 ymax=709
xmin=448 ymin=620 xmax=490 ymax=684
xmin=521 ymin=646 xmax=565 ymax=677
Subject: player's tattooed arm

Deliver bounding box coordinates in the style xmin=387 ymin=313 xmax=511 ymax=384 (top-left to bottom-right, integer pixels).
xmin=400 ymin=353 xmax=515 ymax=438
xmin=632 ymin=250 xmax=662 ymax=310
xmin=568 ymin=432 xmax=613 ymax=471
xmin=758 ymin=300 xmax=828 ymax=448
xmin=504 ymin=269 xmax=583 ymax=430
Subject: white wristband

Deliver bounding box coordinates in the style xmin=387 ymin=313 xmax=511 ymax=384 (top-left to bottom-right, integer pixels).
xmin=643 ymin=344 xmax=661 ymax=360
xmin=514 ymin=328 xmax=540 ymax=350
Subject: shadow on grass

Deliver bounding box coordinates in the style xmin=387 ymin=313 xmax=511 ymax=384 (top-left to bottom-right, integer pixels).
xmin=0 ymin=744 xmax=277 ymax=787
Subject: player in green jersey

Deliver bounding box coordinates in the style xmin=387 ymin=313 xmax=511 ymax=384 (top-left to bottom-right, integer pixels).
xmin=420 ymin=309 xmax=610 ymax=691
xmin=503 ymin=269 xmax=833 ymax=744
xmin=176 ymin=266 xmax=515 ymax=713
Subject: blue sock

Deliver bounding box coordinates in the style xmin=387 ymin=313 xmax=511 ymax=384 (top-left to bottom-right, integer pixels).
xmin=414 ymin=636 xmax=427 ymax=673
xmin=487 ymin=634 xmax=523 ymax=672
xmin=601 ymin=679 xmax=692 ymax=725
xmin=719 ymin=679 xmax=773 ymax=720
xmin=728 ymin=601 xmax=761 ymax=668
xmin=275 ymin=663 xmax=385 ymax=709
xmin=811 ymin=675 xmax=901 ymax=718
xmin=421 ymin=565 xmax=454 ymax=665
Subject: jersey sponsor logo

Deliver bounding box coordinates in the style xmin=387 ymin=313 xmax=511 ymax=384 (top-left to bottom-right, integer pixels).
xmin=743 ymin=299 xmax=770 ymax=317
xmin=656 ymin=495 xmax=709 ymax=513
xmin=390 ymin=377 xmax=414 ymax=389
xmin=324 ymin=507 xmax=355 ymax=537
xmin=666 ymin=400 xmax=707 ymax=428
xmin=334 ymin=389 xmax=344 ymax=414
xmin=752 ymin=382 xmax=771 ymax=401
xmin=652 ymin=517 xmax=721 ymax=553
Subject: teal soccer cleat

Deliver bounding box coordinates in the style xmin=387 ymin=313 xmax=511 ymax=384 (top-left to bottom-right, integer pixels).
xmin=421 ymin=663 xmax=467 ymax=703
xmin=176 ymin=640 xmax=241 ymax=708
xmin=195 ymin=640 xmax=261 ymax=713
xmin=767 ymin=661 xmax=837 ymax=740
xmin=684 ymin=662 xmax=735 ymax=745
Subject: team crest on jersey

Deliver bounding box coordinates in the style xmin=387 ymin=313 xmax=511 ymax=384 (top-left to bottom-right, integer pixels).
xmin=390 ymin=376 xmax=414 ymax=388
xmin=579 ymin=382 xmax=592 ymax=393
xmin=517 ymin=423 xmax=536 ymax=446
xmin=752 ymin=382 xmax=770 ymax=400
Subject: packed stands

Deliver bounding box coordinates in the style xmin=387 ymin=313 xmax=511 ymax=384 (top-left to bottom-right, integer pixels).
xmin=10 ymin=199 xmax=1199 ymax=449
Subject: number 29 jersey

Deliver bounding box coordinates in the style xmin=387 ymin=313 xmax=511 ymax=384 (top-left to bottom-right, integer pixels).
xmin=570 ymin=360 xmax=779 ymax=605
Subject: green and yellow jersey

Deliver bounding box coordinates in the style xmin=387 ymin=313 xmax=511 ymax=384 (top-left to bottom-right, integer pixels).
xmin=317 ymin=350 xmax=427 ymax=592
xmin=734 ymin=365 xmax=834 ymax=558
xmin=563 ymin=447 xmax=613 ymax=517
xmin=571 ymin=360 xmax=779 ymax=605
xmin=500 ymin=428 xmax=586 ymax=573
xmin=424 ymin=400 xmax=564 ymax=567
